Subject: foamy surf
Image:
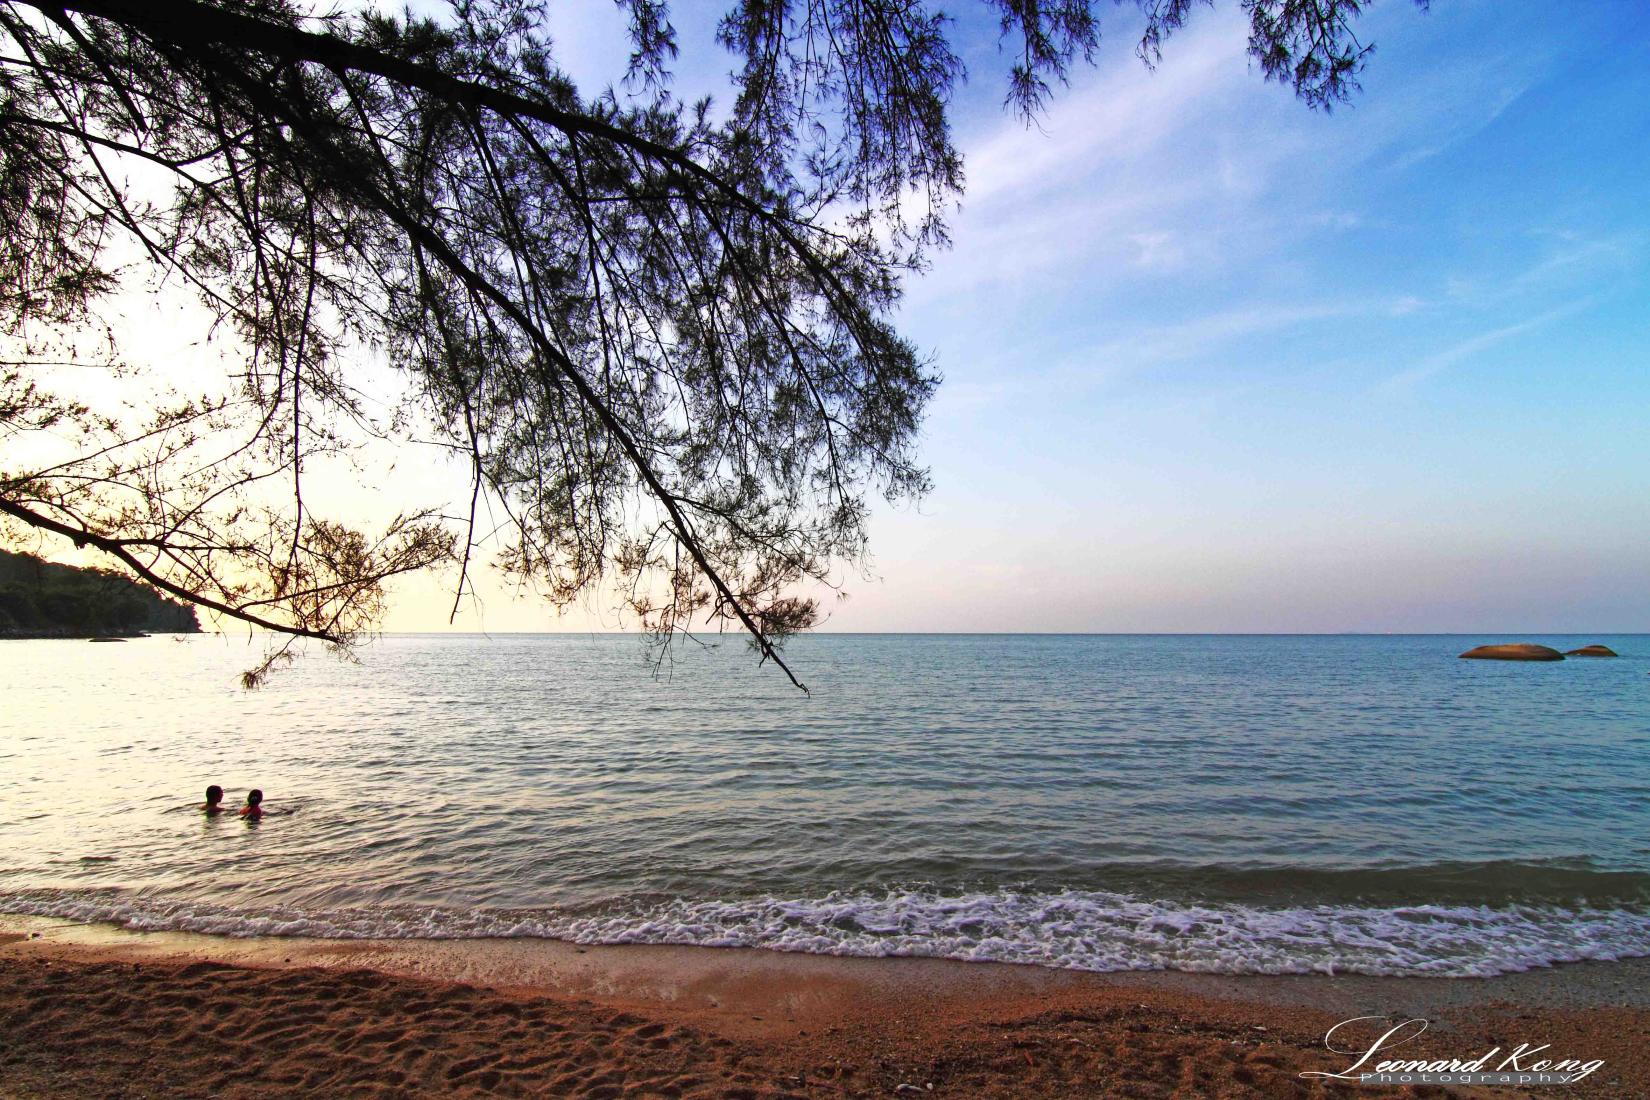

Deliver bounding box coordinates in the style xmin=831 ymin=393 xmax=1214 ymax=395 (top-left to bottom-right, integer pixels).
xmin=6 ymin=886 xmax=1649 ymax=978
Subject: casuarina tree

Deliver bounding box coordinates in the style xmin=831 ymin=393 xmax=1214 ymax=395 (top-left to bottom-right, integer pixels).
xmin=0 ymin=0 xmax=1420 ymax=686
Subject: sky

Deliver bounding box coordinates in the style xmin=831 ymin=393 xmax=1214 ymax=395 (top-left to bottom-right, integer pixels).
xmin=26 ymin=0 xmax=1650 ymax=634
xmin=387 ymin=0 xmax=1650 ymax=634
xmin=817 ymin=0 xmax=1650 ymax=633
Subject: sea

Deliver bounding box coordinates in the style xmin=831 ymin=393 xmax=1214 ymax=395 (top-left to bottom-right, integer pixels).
xmin=2 ymin=632 xmax=1647 ymax=978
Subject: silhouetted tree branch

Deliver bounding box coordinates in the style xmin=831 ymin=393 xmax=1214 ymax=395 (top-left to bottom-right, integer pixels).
xmin=0 ymin=0 xmax=1421 ymax=687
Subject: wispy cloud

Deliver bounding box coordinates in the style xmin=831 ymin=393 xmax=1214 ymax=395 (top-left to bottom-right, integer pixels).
xmin=1512 ymin=231 xmax=1643 ymax=291
xmin=1126 ymin=230 xmax=1187 ymax=271
xmin=1067 ymin=301 xmax=1359 ymax=373
xmin=1435 ymin=230 xmax=1642 ymax=311
xmin=1376 ymin=300 xmax=1594 ymax=394
xmin=909 ymin=7 xmax=1556 ymax=309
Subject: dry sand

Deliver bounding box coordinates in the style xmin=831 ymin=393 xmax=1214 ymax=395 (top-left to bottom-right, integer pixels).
xmin=2 ymin=916 xmax=1646 ymax=1098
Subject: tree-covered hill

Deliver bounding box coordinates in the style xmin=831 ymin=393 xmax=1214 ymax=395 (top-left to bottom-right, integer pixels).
xmin=0 ymin=550 xmax=202 ymax=636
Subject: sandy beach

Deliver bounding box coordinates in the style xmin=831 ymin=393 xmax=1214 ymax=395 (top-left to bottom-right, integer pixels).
xmin=2 ymin=916 xmax=1646 ymax=1098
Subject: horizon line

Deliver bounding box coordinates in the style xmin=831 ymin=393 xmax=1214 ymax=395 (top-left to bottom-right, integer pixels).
xmin=308 ymin=629 xmax=1650 ymax=637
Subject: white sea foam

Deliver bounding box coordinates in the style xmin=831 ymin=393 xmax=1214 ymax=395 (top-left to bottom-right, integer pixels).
xmin=6 ymin=887 xmax=1650 ymax=978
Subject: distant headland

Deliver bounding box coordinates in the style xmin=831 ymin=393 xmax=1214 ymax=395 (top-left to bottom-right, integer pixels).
xmin=0 ymin=550 xmax=201 ymax=638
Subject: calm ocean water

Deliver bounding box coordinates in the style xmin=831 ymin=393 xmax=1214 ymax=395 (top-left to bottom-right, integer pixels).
xmin=3 ymin=633 xmax=1648 ymax=976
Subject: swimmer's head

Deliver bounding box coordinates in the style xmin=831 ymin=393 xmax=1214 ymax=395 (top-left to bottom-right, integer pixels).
xmin=205 ymin=785 xmax=223 ymax=806
xmin=246 ymin=789 xmax=263 ymax=807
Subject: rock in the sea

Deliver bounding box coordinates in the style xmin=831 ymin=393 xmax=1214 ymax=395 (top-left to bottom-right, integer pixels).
xmin=1458 ymin=644 xmax=1565 ymax=661
xmin=1563 ymin=644 xmax=1619 ymax=658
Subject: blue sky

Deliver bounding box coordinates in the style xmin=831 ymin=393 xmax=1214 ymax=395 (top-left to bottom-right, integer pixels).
xmin=380 ymin=0 xmax=1650 ymax=632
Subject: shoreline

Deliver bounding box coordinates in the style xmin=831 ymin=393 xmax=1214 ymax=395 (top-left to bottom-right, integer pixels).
xmin=8 ymin=914 xmax=1650 ymax=1020
xmin=4 ymin=915 xmax=1647 ymax=1097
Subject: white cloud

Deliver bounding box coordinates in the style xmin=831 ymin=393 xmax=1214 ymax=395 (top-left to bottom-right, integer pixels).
xmin=1128 ymin=230 xmax=1187 ymax=271
xmin=1376 ymin=299 xmax=1592 ymax=394
xmin=910 ymin=6 xmax=1554 ymax=311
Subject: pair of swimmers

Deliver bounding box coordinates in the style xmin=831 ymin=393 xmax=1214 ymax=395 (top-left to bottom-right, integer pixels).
xmin=202 ymin=785 xmax=264 ymax=819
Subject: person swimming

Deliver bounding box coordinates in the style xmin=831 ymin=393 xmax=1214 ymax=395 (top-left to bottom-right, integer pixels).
xmin=240 ymin=788 xmax=264 ymax=820
xmin=202 ymin=785 xmax=225 ymax=815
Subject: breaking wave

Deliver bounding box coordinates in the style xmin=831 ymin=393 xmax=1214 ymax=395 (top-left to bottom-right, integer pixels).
xmin=7 ymin=885 xmax=1650 ymax=978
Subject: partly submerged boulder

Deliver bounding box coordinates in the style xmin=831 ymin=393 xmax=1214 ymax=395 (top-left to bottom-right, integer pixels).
xmin=1459 ymin=644 xmax=1565 ymax=662
xmin=1564 ymin=644 xmax=1619 ymax=658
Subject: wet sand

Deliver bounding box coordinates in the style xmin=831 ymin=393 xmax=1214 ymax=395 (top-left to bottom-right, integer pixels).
xmin=2 ymin=915 xmax=1646 ymax=1098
